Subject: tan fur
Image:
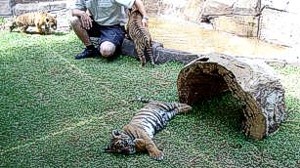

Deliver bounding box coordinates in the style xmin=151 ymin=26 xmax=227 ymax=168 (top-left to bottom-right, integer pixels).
xmin=123 ymin=124 xmax=164 ymax=160
xmin=9 ymin=11 xmax=57 ymax=34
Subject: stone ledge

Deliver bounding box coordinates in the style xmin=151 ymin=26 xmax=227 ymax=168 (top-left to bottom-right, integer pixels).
xmin=90 ymin=37 xmax=202 ymax=65
xmin=12 ymin=1 xmax=70 ymax=15
xmin=121 ymin=38 xmax=201 ymax=65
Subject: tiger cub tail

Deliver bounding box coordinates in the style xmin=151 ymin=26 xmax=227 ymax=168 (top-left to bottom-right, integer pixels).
xmin=148 ymin=101 xmax=192 ymax=115
xmin=173 ymin=102 xmax=193 ymax=114
xmin=132 ymin=96 xmax=192 ymax=114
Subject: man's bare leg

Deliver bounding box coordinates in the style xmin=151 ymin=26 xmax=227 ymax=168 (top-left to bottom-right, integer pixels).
xmin=69 ymin=16 xmax=99 ymax=59
xmin=70 ymin=16 xmax=92 ymax=46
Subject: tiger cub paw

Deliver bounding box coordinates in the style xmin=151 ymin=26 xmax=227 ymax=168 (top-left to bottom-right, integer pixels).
xmin=150 ymin=150 xmax=164 ymax=160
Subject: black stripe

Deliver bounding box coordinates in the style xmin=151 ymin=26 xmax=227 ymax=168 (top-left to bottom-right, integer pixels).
xmin=151 ymin=111 xmax=166 ymax=128
xmin=143 ymin=117 xmax=159 ymax=132
xmin=125 ymin=130 xmax=135 ymax=140
xmin=136 ymin=110 xmax=163 ymax=127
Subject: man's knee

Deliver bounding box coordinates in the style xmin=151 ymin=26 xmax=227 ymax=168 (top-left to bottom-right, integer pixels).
xmin=100 ymin=41 xmax=116 ymax=57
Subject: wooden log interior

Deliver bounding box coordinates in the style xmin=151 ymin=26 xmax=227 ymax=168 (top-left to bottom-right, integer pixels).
xmin=177 ymin=53 xmax=286 ymax=140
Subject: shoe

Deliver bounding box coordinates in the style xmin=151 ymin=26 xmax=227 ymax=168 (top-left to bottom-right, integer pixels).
xmin=75 ymin=48 xmax=99 ymax=59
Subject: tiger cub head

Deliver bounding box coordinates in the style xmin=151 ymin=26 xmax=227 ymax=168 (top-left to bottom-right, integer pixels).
xmin=127 ymin=4 xmax=139 ymax=16
xmin=104 ymin=130 xmax=136 ymax=154
xmin=44 ymin=13 xmax=57 ymax=31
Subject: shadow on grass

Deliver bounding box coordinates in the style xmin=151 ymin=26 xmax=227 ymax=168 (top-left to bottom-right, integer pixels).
xmin=52 ymin=31 xmax=69 ymax=36
xmin=192 ymin=91 xmax=245 ymax=137
xmin=9 ymin=30 xmax=68 ymax=36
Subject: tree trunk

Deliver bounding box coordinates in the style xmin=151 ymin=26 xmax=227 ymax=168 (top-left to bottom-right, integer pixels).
xmin=177 ymin=53 xmax=286 ymax=140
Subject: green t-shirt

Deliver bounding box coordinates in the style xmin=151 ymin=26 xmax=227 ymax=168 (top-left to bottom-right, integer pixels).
xmin=72 ymin=0 xmax=135 ymax=26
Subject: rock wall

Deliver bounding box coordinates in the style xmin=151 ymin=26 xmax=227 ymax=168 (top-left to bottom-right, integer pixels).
xmin=0 ymin=0 xmax=13 ymax=16
xmin=12 ymin=1 xmax=69 ymax=16
xmin=199 ymin=0 xmax=260 ymax=37
xmin=143 ymin=0 xmax=298 ymax=48
xmin=0 ymin=0 xmax=298 ymax=47
xmin=259 ymin=0 xmax=299 ymax=47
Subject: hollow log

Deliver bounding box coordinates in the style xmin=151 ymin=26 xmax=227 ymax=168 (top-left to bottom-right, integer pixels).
xmin=177 ymin=53 xmax=286 ymax=140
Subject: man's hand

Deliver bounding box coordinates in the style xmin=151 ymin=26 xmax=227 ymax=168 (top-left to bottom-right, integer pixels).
xmin=134 ymin=0 xmax=148 ymax=27
xmin=142 ymin=16 xmax=148 ymax=27
xmin=80 ymin=12 xmax=93 ymax=30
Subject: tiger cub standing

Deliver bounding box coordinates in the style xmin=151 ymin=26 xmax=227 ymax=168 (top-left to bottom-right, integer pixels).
xmin=126 ymin=7 xmax=154 ymax=66
xmin=105 ymin=101 xmax=192 ymax=160
xmin=9 ymin=11 xmax=57 ymax=34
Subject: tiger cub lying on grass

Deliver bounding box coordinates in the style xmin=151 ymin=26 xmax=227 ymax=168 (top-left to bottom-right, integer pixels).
xmin=105 ymin=101 xmax=192 ymax=160
xmin=9 ymin=11 xmax=57 ymax=35
xmin=126 ymin=7 xmax=154 ymax=67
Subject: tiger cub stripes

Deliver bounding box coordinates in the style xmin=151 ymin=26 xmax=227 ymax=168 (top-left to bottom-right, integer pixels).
xmin=105 ymin=101 xmax=192 ymax=160
xmin=126 ymin=7 xmax=154 ymax=66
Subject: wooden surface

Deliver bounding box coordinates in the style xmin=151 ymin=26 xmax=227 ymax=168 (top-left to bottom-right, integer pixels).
xmin=177 ymin=53 xmax=286 ymax=140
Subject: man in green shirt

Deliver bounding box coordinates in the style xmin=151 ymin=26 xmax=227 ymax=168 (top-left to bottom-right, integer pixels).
xmin=70 ymin=0 xmax=149 ymax=59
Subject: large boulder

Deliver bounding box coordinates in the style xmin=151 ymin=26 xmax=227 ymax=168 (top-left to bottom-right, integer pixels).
xmin=258 ymin=0 xmax=300 ymax=47
xmin=200 ymin=0 xmax=259 ymax=37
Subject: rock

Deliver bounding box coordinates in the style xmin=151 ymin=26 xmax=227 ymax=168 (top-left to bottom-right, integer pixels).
xmin=13 ymin=1 xmax=69 ymax=16
xmin=259 ymin=7 xmax=299 ymax=47
xmin=200 ymin=0 xmax=259 ymax=37
xmin=0 ymin=0 xmax=13 ymax=16
xmin=121 ymin=38 xmax=200 ymax=65
xmin=202 ymin=0 xmax=258 ymax=16
xmin=261 ymin=0 xmax=290 ymax=11
xmin=211 ymin=15 xmax=259 ymax=37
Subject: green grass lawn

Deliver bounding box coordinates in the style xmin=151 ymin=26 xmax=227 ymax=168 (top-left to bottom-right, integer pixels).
xmin=0 ymin=31 xmax=300 ymax=167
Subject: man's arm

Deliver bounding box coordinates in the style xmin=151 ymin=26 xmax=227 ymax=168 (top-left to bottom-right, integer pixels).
xmin=71 ymin=9 xmax=93 ymax=30
xmin=133 ymin=0 xmax=149 ymax=27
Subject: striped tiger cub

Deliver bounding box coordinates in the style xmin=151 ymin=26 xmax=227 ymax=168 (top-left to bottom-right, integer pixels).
xmin=105 ymin=101 xmax=192 ymax=160
xmin=126 ymin=7 xmax=154 ymax=66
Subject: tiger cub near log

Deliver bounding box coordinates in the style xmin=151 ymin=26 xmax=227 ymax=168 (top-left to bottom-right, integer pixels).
xmin=105 ymin=101 xmax=192 ymax=160
xmin=126 ymin=7 xmax=154 ymax=66
xmin=9 ymin=11 xmax=57 ymax=34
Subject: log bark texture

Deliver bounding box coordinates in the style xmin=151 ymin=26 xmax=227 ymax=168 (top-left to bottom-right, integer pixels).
xmin=177 ymin=53 xmax=286 ymax=140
